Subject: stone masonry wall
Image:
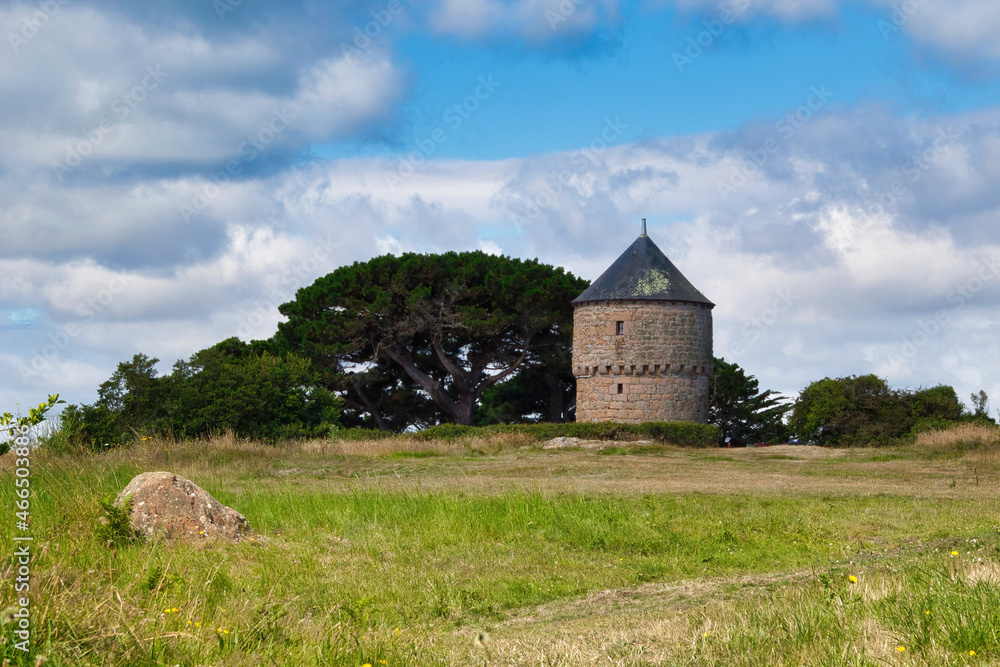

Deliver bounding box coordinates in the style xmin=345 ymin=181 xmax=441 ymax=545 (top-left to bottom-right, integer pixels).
xmin=575 ymin=374 xmax=710 ymax=424
xmin=572 ymin=301 xmax=713 ymax=424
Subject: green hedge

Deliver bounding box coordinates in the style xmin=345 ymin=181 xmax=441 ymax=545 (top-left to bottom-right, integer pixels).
xmin=333 ymin=421 xmax=719 ymax=448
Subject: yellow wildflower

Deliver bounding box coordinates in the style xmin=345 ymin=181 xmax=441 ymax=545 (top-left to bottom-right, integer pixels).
xmin=897 ymin=646 xmax=905 ymax=653
xmin=848 ymin=575 xmax=858 ymax=583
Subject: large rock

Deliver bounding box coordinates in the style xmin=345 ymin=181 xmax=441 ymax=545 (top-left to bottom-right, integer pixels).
xmin=116 ymin=472 xmax=250 ymax=541
xmin=541 ymin=437 xmax=652 ymax=451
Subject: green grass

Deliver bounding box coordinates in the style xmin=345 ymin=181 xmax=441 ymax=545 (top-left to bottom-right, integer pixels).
xmin=388 ymin=451 xmax=440 ymax=459
xmin=2 ymin=434 xmax=1000 ymax=665
xmin=596 ymin=444 xmax=669 ymax=456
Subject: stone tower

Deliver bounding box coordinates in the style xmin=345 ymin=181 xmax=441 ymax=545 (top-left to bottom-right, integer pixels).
xmin=571 ymin=221 xmax=714 ymax=424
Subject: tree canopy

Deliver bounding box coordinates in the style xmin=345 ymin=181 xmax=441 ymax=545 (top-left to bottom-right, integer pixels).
xmin=708 ymin=357 xmax=790 ymax=446
xmin=275 ymin=251 xmax=589 ymax=427
xmin=62 ymin=341 xmax=340 ymax=448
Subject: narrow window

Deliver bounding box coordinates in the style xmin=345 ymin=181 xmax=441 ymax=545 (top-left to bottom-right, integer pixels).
xmin=617 ymin=383 xmax=623 ymax=394
xmin=615 ymin=321 xmax=624 ymax=335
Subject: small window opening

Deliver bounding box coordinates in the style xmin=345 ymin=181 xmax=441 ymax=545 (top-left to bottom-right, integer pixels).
xmin=617 ymin=383 xmax=623 ymax=394
xmin=615 ymin=321 xmax=624 ymax=335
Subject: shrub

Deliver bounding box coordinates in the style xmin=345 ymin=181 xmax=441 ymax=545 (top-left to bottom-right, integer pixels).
xmin=636 ymin=421 xmax=721 ymax=448
xmin=336 ymin=421 xmax=719 ymax=448
xmin=332 ymin=428 xmax=396 ymax=442
xmin=791 ymin=377 xmax=969 ymax=447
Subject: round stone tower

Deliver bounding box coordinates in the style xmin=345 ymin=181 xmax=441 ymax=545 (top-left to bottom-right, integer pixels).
xmin=572 ymin=222 xmax=714 ymax=424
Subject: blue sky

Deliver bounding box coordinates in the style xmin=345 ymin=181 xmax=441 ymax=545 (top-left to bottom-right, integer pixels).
xmin=320 ymin=2 xmax=1000 ymax=160
xmin=2 ymin=0 xmax=1000 ymax=417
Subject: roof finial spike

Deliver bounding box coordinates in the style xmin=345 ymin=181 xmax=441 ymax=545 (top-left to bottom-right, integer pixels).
xmin=640 ymin=218 xmax=647 ymax=237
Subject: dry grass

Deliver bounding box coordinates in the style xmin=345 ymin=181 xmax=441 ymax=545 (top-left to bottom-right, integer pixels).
xmin=14 ymin=431 xmax=998 ymax=501
xmin=301 ymin=436 xmax=469 ymax=457
xmin=915 ymin=423 xmax=1000 ymax=450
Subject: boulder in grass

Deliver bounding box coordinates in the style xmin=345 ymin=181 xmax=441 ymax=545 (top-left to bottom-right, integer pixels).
xmin=115 ymin=471 xmax=250 ymax=541
xmin=541 ymin=437 xmax=653 ymax=450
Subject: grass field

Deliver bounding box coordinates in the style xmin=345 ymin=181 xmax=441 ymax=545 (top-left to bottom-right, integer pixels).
xmin=2 ymin=426 xmax=999 ymax=666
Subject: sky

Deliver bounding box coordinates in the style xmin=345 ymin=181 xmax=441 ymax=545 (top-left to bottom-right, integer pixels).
xmin=2 ymin=0 xmax=1000 ymax=418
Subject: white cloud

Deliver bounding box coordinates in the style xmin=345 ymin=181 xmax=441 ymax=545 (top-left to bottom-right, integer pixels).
xmin=478 ymin=240 xmax=504 ymax=255
xmin=673 ymin=0 xmax=1000 ymax=64
xmin=0 ymin=5 xmax=407 ymax=175
xmin=376 ymin=235 xmax=408 ymax=255
xmin=872 ymin=0 xmax=1000 ymax=62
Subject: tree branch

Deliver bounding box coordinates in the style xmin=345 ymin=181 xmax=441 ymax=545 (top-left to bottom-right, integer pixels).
xmin=383 ymin=345 xmax=461 ymax=421
xmin=475 ymin=331 xmax=532 ymax=398
xmin=431 ymin=339 xmax=472 ymax=393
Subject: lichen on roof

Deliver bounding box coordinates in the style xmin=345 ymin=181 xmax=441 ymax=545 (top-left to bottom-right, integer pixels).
xmin=633 ymin=269 xmax=672 ymax=297
xmin=571 ymin=232 xmax=714 ymax=306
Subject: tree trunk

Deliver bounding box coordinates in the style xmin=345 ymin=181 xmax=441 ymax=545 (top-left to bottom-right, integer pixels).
xmin=455 ymin=394 xmax=477 ymax=426
xmin=348 ymin=381 xmax=391 ymax=432
xmin=545 ymin=370 xmax=565 ymax=423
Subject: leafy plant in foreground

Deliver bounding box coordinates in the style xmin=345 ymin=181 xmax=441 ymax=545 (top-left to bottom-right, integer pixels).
xmin=1 ymin=393 xmax=63 ymax=455
xmin=95 ymin=493 xmax=142 ymax=548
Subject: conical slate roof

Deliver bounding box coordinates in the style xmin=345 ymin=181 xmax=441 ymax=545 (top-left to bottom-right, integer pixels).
xmin=572 ymin=232 xmax=714 ymax=307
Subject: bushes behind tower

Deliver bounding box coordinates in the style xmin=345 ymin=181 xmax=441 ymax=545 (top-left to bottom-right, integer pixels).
xmin=788 ymin=375 xmax=985 ymax=447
